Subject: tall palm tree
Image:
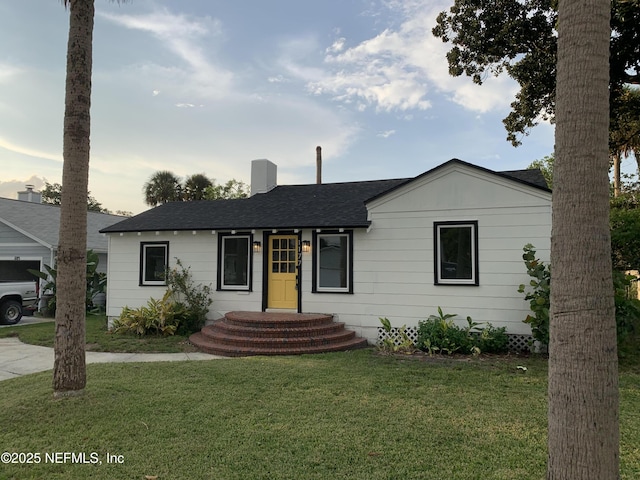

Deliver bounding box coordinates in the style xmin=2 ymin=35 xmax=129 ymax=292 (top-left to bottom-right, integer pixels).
xmin=183 ymin=173 xmax=213 ymax=201
xmin=548 ymin=0 xmax=618 ymax=477
xmin=54 ymin=0 xmax=95 ymax=397
xmin=143 ymin=170 xmax=182 ymax=206
xmin=55 ymin=0 xmax=127 ymax=397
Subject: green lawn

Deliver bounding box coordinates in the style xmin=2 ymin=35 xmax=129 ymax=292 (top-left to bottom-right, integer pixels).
xmin=1 ymin=351 xmax=639 ymax=480
xmin=0 ymin=315 xmax=195 ymax=353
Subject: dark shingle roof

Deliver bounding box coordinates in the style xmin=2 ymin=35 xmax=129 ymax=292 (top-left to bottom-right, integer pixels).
xmin=101 ymin=160 xmax=550 ymax=234
xmin=101 ymin=178 xmax=408 ymax=233
xmin=498 ymin=169 xmax=549 ymax=189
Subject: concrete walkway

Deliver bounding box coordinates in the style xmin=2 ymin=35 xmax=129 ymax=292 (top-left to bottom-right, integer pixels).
xmin=0 ymin=337 xmax=227 ymax=382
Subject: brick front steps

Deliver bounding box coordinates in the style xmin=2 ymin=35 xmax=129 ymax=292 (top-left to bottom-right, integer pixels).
xmin=189 ymin=311 xmax=369 ymax=357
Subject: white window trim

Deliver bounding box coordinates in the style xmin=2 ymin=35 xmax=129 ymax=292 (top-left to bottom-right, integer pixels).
xmin=435 ymin=222 xmax=478 ymax=286
xmin=141 ymin=243 xmax=168 ymax=286
xmin=316 ymin=233 xmax=350 ymax=293
xmin=220 ymin=235 xmax=251 ymax=290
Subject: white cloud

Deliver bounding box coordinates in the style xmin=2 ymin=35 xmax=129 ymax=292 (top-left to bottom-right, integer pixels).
xmin=0 ymin=63 xmax=22 ymax=83
xmin=99 ymin=8 xmax=234 ymax=100
xmin=326 ymin=37 xmax=346 ymax=54
xmin=267 ymin=75 xmax=288 ymax=83
xmin=275 ymin=34 xmax=327 ymax=84
xmin=300 ymin=1 xmax=517 ymax=114
xmin=449 ymin=77 xmax=517 ymax=113
xmin=377 ymin=129 xmax=396 ymax=138
xmin=0 ymin=136 xmax=62 ymax=163
xmin=0 ymin=175 xmax=45 ymax=201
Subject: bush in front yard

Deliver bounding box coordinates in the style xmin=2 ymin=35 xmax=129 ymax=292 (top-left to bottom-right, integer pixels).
xmin=416 ymin=307 xmax=509 ymax=355
xmin=113 ymin=259 xmax=213 ymax=337
xmin=166 ymin=259 xmax=213 ymax=335
xmin=474 ymin=323 xmax=510 ymax=354
xmin=518 ymin=244 xmax=640 ymax=356
xmin=417 ymin=311 xmax=473 ymax=355
xmin=112 ymin=291 xmax=188 ymax=336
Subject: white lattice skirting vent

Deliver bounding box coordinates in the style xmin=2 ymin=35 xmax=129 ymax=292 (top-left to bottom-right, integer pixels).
xmin=377 ymin=327 xmax=533 ymax=353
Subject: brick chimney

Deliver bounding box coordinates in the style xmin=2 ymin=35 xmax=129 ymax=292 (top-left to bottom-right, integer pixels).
xmin=316 ymin=146 xmax=322 ymax=184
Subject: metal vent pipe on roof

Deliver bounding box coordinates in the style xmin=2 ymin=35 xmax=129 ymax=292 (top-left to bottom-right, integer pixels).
xmin=316 ymin=146 xmax=322 ymax=184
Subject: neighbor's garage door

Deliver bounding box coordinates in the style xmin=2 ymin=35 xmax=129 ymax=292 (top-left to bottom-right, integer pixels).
xmin=0 ymin=260 xmax=41 ymax=282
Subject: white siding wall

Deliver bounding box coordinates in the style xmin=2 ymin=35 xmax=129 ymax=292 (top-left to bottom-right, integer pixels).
xmin=303 ymin=166 xmax=551 ymax=342
xmin=105 ymin=231 xmax=264 ymax=321
xmin=105 ymin=164 xmax=551 ymax=344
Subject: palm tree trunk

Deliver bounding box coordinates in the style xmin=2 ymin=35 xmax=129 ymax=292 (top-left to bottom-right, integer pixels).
xmin=548 ymin=0 xmax=619 ymax=478
xmin=613 ymin=153 xmax=621 ymax=197
xmin=53 ymin=0 xmax=95 ymax=397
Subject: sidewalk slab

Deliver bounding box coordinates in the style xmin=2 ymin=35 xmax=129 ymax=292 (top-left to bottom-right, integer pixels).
xmin=0 ymin=337 xmax=227 ymax=382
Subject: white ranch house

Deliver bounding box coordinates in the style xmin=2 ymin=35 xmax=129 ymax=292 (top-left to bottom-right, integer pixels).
xmin=101 ymin=159 xmax=551 ymax=347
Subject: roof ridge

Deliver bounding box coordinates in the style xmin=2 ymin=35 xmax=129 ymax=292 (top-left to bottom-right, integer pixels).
xmin=274 ymin=177 xmax=410 ymax=188
xmin=0 ymin=196 xmax=60 ymax=207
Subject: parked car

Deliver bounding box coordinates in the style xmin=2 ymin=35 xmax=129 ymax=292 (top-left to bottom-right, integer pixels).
xmin=0 ymin=280 xmax=39 ymax=325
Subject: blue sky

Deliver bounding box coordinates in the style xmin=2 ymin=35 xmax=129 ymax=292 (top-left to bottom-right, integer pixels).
xmin=0 ymin=0 xmax=557 ymax=214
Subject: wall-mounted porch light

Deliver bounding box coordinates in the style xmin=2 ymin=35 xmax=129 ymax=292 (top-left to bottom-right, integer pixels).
xmin=302 ymin=240 xmax=311 ymax=253
xmin=253 ymin=241 xmax=262 ymax=253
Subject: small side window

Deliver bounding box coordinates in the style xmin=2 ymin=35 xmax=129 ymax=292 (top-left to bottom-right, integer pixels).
xmin=312 ymin=231 xmax=353 ymax=293
xmin=434 ymin=221 xmax=478 ymax=286
xmin=140 ymin=242 xmax=169 ymax=286
xmin=218 ymin=234 xmax=252 ymax=290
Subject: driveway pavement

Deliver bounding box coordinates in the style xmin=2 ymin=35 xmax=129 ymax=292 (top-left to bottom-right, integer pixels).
xmin=0 ymin=336 xmax=227 ymax=382
xmin=0 ymin=314 xmax=54 ymax=327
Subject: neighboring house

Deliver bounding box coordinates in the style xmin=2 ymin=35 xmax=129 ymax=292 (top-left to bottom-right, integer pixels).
xmin=0 ymin=192 xmax=126 ymax=283
xmin=100 ymin=159 xmax=551 ymax=345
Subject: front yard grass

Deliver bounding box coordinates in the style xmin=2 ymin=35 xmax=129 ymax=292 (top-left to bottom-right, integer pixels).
xmin=1 ymin=350 xmax=639 ymax=480
xmin=0 ymin=314 xmax=195 ymax=353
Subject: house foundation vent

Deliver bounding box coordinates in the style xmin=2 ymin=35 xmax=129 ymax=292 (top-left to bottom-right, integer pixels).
xmin=377 ymin=326 xmax=420 ymax=347
xmin=507 ymin=334 xmax=534 ymax=353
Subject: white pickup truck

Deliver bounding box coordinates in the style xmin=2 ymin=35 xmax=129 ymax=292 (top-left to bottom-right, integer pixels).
xmin=0 ymin=280 xmax=39 ymax=325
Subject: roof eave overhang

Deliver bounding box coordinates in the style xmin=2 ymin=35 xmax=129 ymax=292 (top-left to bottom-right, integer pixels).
xmin=102 ymin=223 xmax=371 ymax=234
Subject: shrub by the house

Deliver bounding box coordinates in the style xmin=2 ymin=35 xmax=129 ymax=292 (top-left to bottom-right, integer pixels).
xmin=166 ymin=259 xmax=213 ymax=335
xmin=112 ymin=291 xmax=186 ymax=336
xmin=415 ymin=307 xmax=509 ymax=355
xmin=517 ymin=244 xmax=550 ymax=346
xmin=518 ymin=244 xmax=640 ymax=355
xmin=114 ymin=258 xmax=213 ymax=336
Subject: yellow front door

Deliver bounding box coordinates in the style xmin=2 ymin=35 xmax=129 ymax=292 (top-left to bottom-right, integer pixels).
xmin=268 ymin=235 xmax=298 ymax=309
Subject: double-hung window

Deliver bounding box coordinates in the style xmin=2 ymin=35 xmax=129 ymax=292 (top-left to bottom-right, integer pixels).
xmin=140 ymin=242 xmax=169 ymax=286
xmin=434 ymin=221 xmax=478 ymax=285
xmin=312 ymin=231 xmax=353 ymax=293
xmin=218 ymin=234 xmax=251 ymax=290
